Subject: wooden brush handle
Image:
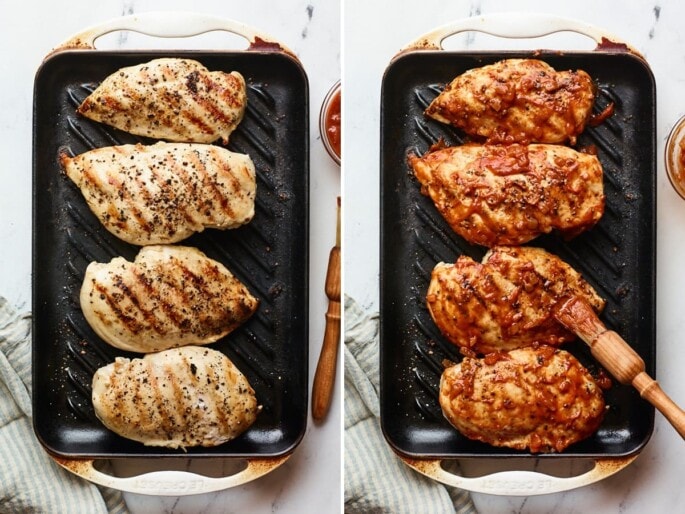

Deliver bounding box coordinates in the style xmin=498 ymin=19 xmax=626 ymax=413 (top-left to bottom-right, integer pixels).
xmin=556 ymin=296 xmax=685 ymax=439
xmin=311 ymin=246 xmax=341 ymax=421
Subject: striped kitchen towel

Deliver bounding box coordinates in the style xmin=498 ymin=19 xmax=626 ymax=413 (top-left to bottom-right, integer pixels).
xmin=344 ymin=295 xmax=477 ymax=514
xmin=0 ymin=296 xmax=128 ymax=514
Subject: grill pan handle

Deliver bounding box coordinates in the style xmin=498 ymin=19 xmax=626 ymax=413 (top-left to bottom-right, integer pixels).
xmin=51 ymin=454 xmax=290 ymax=495
xmin=400 ymin=12 xmax=640 ymax=55
xmin=399 ymin=455 xmax=637 ymax=496
xmin=52 ymin=11 xmax=295 ymax=57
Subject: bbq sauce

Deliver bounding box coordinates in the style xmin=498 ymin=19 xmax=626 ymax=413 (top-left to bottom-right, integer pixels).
xmin=320 ymin=81 xmax=341 ymax=165
xmin=325 ymin=89 xmax=341 ymax=159
xmin=666 ymin=115 xmax=685 ymax=200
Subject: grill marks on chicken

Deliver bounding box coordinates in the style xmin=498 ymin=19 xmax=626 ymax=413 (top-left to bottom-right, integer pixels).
xmin=78 ymin=58 xmax=247 ymax=144
xmin=92 ymin=346 xmax=260 ymax=449
xmin=414 ymin=60 xmax=611 ymax=452
xmin=439 ymin=345 xmax=606 ymax=452
xmin=61 ymin=142 xmax=256 ymax=245
xmin=410 ymin=143 xmax=604 ymax=247
xmin=64 ymin=58 xmax=265 ymax=448
xmin=425 ymin=59 xmax=596 ymax=144
xmin=427 ymin=246 xmax=605 ymax=355
xmin=81 ymin=245 xmax=258 ymax=353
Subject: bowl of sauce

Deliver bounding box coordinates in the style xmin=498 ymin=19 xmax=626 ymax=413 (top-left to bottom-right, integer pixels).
xmin=666 ymin=115 xmax=685 ymax=199
xmin=320 ymin=80 xmax=341 ymax=165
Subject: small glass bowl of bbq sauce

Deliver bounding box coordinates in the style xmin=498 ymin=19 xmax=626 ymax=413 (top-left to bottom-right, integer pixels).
xmin=319 ymin=80 xmax=341 ymax=165
xmin=666 ymin=115 xmax=685 ymax=199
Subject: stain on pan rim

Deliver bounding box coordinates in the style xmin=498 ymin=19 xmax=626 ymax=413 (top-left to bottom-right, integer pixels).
xmin=380 ymin=50 xmax=656 ymax=459
xmin=32 ymin=50 xmax=309 ymax=459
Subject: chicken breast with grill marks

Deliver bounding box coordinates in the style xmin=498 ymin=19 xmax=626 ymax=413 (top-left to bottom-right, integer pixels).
xmin=81 ymin=245 xmax=258 ymax=353
xmin=426 ymin=246 xmax=605 ymax=355
xmin=425 ymin=59 xmax=596 ymax=144
xmin=61 ymin=142 xmax=256 ymax=246
xmin=410 ymin=143 xmax=604 ymax=247
xmin=439 ymin=345 xmax=606 ymax=453
xmin=78 ymin=58 xmax=247 ymax=144
xmin=92 ymin=346 xmax=260 ymax=449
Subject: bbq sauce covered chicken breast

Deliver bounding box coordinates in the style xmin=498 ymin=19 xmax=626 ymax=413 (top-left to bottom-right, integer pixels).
xmin=427 ymin=246 xmax=605 ymax=355
xmin=61 ymin=142 xmax=256 ymax=246
xmin=78 ymin=58 xmax=247 ymax=144
xmin=425 ymin=59 xmax=596 ymax=144
xmin=410 ymin=143 xmax=604 ymax=247
xmin=92 ymin=346 xmax=260 ymax=449
xmin=439 ymin=345 xmax=606 ymax=452
xmin=81 ymin=245 xmax=258 ymax=353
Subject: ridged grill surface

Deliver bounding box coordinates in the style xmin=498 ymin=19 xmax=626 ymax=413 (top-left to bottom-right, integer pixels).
xmin=33 ymin=51 xmax=308 ymax=458
xmin=380 ymin=51 xmax=656 ymax=458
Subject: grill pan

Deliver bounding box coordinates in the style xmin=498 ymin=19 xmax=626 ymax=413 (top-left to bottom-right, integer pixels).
xmin=380 ymin=13 xmax=656 ymax=494
xmin=32 ymin=12 xmax=308 ymax=494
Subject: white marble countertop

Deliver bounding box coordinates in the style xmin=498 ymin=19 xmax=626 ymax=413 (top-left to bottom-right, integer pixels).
xmin=0 ymin=1 xmax=340 ymax=513
xmin=345 ymin=0 xmax=685 ymax=512
xmin=8 ymin=0 xmax=685 ymax=511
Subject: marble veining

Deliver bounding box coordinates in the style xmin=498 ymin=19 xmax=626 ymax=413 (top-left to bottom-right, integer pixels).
xmin=302 ymin=4 xmax=315 ymax=39
xmin=649 ymin=6 xmax=661 ymax=39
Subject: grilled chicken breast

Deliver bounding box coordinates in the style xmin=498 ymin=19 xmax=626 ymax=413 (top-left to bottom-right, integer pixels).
xmin=61 ymin=142 xmax=256 ymax=245
xmin=427 ymin=246 xmax=604 ymax=354
xmin=410 ymin=143 xmax=604 ymax=247
xmin=439 ymin=345 xmax=606 ymax=452
xmin=425 ymin=59 xmax=596 ymax=144
xmin=78 ymin=58 xmax=247 ymax=144
xmin=81 ymin=245 xmax=258 ymax=353
xmin=92 ymin=346 xmax=260 ymax=449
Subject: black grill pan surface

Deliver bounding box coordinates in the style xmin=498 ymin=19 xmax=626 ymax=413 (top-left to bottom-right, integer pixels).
xmin=380 ymin=51 xmax=656 ymax=458
xmin=32 ymin=50 xmax=309 ymax=458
